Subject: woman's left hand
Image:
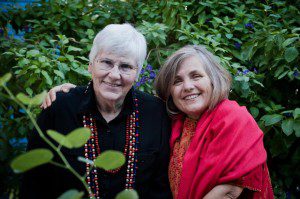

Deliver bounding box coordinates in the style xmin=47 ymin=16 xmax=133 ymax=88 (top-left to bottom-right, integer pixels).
xmin=203 ymin=184 xmax=243 ymax=199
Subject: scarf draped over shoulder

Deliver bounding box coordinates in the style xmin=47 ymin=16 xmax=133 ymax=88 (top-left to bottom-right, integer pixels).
xmin=170 ymin=99 xmax=273 ymax=199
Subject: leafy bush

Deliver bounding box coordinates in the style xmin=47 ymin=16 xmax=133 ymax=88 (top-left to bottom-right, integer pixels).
xmin=0 ymin=0 xmax=299 ymax=198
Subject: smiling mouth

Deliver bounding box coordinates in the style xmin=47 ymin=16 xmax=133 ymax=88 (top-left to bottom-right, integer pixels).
xmin=103 ymin=81 xmax=121 ymax=87
xmin=183 ymin=94 xmax=200 ymax=100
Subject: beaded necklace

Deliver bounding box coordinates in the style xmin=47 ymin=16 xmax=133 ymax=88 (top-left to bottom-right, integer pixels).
xmin=83 ymin=89 xmax=140 ymax=199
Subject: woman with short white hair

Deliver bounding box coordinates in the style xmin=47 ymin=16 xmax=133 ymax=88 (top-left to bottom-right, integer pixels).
xmin=21 ymin=24 xmax=172 ymax=199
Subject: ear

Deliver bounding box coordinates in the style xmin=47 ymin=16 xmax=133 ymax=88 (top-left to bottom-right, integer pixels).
xmin=88 ymin=62 xmax=92 ymax=73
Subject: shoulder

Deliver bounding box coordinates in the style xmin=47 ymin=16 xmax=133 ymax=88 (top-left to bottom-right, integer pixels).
xmin=50 ymin=86 xmax=86 ymax=109
xmin=214 ymin=99 xmax=251 ymax=120
xmin=210 ymin=99 xmax=261 ymax=135
xmin=135 ymin=90 xmax=166 ymax=110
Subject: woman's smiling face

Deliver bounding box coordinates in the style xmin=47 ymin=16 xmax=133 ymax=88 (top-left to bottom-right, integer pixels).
xmin=170 ymin=56 xmax=212 ymax=119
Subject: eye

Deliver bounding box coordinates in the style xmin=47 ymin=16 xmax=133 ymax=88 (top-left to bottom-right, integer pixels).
xmin=173 ymin=78 xmax=182 ymax=85
xmin=120 ymin=64 xmax=133 ymax=70
xmin=101 ymin=60 xmax=112 ymax=65
xmin=191 ymin=73 xmax=202 ymax=79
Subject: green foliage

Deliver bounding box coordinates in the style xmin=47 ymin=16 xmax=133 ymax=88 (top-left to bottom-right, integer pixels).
xmin=94 ymin=150 xmax=126 ymax=171
xmin=1 ymin=0 xmax=299 ymax=198
xmin=57 ymin=189 xmax=84 ymax=199
xmin=116 ymin=190 xmax=139 ymax=199
xmin=10 ymin=148 xmax=54 ymax=173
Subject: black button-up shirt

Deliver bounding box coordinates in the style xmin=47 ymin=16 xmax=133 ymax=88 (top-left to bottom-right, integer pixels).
xmin=20 ymin=85 xmax=172 ymax=199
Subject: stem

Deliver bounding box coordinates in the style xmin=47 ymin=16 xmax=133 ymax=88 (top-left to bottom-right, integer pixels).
xmin=2 ymin=86 xmax=92 ymax=197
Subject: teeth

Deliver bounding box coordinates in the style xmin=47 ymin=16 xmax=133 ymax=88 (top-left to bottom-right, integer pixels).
xmin=184 ymin=94 xmax=199 ymax=100
xmin=104 ymin=82 xmax=120 ymax=87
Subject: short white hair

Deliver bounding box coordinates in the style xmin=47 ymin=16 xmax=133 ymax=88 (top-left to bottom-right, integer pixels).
xmin=89 ymin=23 xmax=147 ymax=76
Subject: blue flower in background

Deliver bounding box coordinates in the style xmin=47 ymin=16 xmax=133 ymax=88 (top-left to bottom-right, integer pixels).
xmin=9 ymin=137 xmax=28 ymax=148
xmin=243 ymin=69 xmax=250 ymax=75
xmin=140 ymin=68 xmax=145 ymax=74
xmin=135 ymin=82 xmax=141 ymax=87
xmin=253 ymin=68 xmax=258 ymax=74
xmin=19 ymin=108 xmax=26 ymax=114
xmin=146 ymin=64 xmax=153 ymax=71
xmin=0 ymin=28 xmax=3 ymax=36
xmin=234 ymin=42 xmax=241 ymax=49
xmin=293 ymin=70 xmax=299 ymax=77
xmin=149 ymin=71 xmax=156 ymax=79
xmin=245 ymin=23 xmax=254 ymax=29
xmin=140 ymin=76 xmax=148 ymax=84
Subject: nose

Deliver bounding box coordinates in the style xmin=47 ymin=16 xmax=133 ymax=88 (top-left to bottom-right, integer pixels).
xmin=108 ymin=65 xmax=121 ymax=79
xmin=183 ymin=79 xmax=194 ymax=92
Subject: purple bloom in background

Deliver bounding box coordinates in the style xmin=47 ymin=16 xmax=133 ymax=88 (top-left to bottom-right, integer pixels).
xmin=149 ymin=71 xmax=156 ymax=79
xmin=146 ymin=64 xmax=153 ymax=71
xmin=253 ymin=68 xmax=258 ymax=73
xmin=0 ymin=28 xmax=3 ymax=36
xmin=140 ymin=76 xmax=148 ymax=84
xmin=234 ymin=42 xmax=241 ymax=49
xmin=243 ymin=69 xmax=250 ymax=75
xmin=245 ymin=23 xmax=254 ymax=29
xmin=293 ymin=70 xmax=299 ymax=77
xmin=136 ymin=82 xmax=141 ymax=87
xmin=140 ymin=68 xmax=145 ymax=74
xmin=205 ymin=18 xmax=211 ymax=24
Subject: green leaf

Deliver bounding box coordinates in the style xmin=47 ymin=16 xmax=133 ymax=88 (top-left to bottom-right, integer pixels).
xmin=225 ymin=34 xmax=233 ymax=39
xmin=281 ymin=119 xmax=294 ymax=136
xmin=293 ymin=108 xmax=300 ymax=119
xmin=16 ymin=93 xmax=32 ymax=105
xmin=94 ymin=150 xmax=125 ymax=170
xmin=261 ymin=114 xmax=283 ymax=126
xmin=26 ymin=49 xmax=40 ymax=57
xmin=293 ymin=120 xmax=300 ymax=137
xmin=0 ymin=73 xmax=12 ymax=86
xmin=65 ymin=128 xmax=91 ymax=148
xmin=10 ymin=149 xmax=53 ymax=173
xmin=47 ymin=130 xmax=72 ymax=148
xmin=282 ymin=37 xmax=298 ymax=47
xmin=41 ymin=70 xmax=53 ymax=86
xmin=57 ymin=189 xmax=84 ymax=199
xmin=284 ymin=47 xmax=299 ymax=62
xmin=54 ymin=70 xmax=65 ymax=79
xmin=67 ymin=46 xmax=82 ymax=52
xmin=31 ymin=91 xmax=47 ymax=105
xmin=250 ymin=107 xmax=259 ymax=118
xmin=116 ymin=189 xmax=139 ymax=199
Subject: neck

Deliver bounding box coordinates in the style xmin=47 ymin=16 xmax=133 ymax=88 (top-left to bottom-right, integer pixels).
xmin=95 ymin=95 xmax=124 ymax=122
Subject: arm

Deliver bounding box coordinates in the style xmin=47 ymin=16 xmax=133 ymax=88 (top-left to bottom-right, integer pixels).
xmin=203 ymin=184 xmax=243 ymax=199
xmin=40 ymin=83 xmax=76 ymax=109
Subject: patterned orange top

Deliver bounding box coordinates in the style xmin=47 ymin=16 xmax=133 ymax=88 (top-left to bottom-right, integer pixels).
xmin=169 ymin=117 xmax=197 ymax=199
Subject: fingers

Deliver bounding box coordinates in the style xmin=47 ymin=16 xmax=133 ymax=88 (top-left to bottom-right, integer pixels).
xmin=61 ymin=83 xmax=76 ymax=92
xmin=40 ymin=83 xmax=76 ymax=109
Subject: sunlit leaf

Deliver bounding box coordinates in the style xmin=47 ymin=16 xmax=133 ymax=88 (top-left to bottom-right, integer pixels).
xmin=94 ymin=150 xmax=125 ymax=170
xmin=0 ymin=73 xmax=12 ymax=86
xmin=57 ymin=189 xmax=84 ymax=199
xmin=11 ymin=149 xmax=53 ymax=173
xmin=65 ymin=128 xmax=91 ymax=148
xmin=116 ymin=189 xmax=139 ymax=199
xmin=47 ymin=130 xmax=72 ymax=148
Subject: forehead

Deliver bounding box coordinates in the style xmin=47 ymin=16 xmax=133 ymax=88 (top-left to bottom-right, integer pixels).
xmin=97 ymin=51 xmax=136 ymax=65
xmin=176 ymin=56 xmax=206 ymax=76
